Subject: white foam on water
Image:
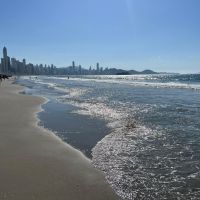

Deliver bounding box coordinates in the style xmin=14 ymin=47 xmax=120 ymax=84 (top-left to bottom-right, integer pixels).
xmin=58 ymin=87 xmax=90 ymax=98
xmin=92 ymin=124 xmax=160 ymax=200
xmin=21 ymin=75 xmax=200 ymax=90
xmin=21 ymin=76 xmax=91 ymax=97
xmin=68 ymin=101 xmax=123 ymax=121
xmin=92 ymin=123 xmax=200 ymax=199
xmin=64 ymin=74 xmax=200 ymax=90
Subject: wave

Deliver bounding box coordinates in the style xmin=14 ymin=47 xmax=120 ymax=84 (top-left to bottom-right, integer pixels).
xmin=92 ymin=125 xmax=159 ymax=200
xmin=21 ymin=74 xmax=200 ymax=90
xmin=50 ymin=75 xmax=200 ymax=90
xmin=92 ymin=121 xmax=200 ymax=199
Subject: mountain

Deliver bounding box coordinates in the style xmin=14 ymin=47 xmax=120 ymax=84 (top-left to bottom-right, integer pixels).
xmin=115 ymin=69 xmax=157 ymax=75
xmin=140 ymin=69 xmax=157 ymax=74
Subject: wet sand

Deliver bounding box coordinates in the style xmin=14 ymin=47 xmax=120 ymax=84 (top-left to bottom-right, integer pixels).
xmin=38 ymin=100 xmax=111 ymax=158
xmin=0 ymin=79 xmax=119 ymax=200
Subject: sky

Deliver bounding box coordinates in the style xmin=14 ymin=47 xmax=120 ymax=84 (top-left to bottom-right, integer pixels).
xmin=0 ymin=0 xmax=200 ymax=73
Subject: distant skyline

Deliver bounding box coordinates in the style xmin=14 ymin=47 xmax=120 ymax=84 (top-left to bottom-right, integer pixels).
xmin=0 ymin=0 xmax=200 ymax=73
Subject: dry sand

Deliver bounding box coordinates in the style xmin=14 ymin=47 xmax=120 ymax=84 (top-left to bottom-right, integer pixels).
xmin=0 ymin=79 xmax=119 ymax=200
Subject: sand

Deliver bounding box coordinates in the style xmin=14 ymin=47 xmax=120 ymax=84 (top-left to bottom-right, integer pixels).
xmin=0 ymin=79 xmax=119 ymax=200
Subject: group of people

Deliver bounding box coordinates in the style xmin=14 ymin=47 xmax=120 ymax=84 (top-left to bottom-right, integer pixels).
xmin=0 ymin=74 xmax=11 ymax=84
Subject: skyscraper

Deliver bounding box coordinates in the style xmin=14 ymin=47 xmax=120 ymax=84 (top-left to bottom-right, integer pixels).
xmin=72 ymin=61 xmax=75 ymax=68
xmin=11 ymin=58 xmax=18 ymax=74
xmin=72 ymin=61 xmax=75 ymax=74
xmin=3 ymin=47 xmax=7 ymax=58
xmin=79 ymin=65 xmax=82 ymax=74
xmin=0 ymin=58 xmax=3 ymax=73
xmin=96 ymin=62 xmax=100 ymax=74
xmin=1 ymin=47 xmax=11 ymax=73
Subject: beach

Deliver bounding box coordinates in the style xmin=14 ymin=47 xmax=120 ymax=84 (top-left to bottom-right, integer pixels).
xmin=0 ymin=79 xmax=119 ymax=200
xmin=15 ymin=75 xmax=200 ymax=199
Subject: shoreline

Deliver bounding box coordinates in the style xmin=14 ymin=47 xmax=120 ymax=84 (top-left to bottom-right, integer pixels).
xmin=0 ymin=79 xmax=119 ymax=200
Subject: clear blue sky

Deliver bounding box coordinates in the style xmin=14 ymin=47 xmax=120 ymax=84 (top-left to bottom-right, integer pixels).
xmin=0 ymin=0 xmax=199 ymax=73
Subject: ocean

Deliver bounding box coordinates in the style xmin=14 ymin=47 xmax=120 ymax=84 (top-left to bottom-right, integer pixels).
xmin=17 ymin=74 xmax=200 ymax=200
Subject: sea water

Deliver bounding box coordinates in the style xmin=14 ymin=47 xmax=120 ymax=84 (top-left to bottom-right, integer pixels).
xmin=17 ymin=74 xmax=200 ymax=200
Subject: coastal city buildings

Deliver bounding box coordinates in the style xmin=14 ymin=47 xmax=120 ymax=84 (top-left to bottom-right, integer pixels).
xmin=0 ymin=47 xmax=156 ymax=75
xmin=0 ymin=47 xmax=105 ymax=75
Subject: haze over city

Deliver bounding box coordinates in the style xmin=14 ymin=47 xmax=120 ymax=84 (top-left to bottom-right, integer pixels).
xmin=0 ymin=0 xmax=199 ymax=73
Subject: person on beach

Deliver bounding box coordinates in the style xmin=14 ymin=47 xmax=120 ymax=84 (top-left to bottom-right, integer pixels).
xmin=0 ymin=74 xmax=11 ymax=82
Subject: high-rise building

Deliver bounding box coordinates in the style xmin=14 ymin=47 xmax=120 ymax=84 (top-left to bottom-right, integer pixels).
xmin=22 ymin=59 xmax=26 ymax=74
xmin=100 ymin=67 xmax=103 ymax=74
xmin=72 ymin=61 xmax=75 ymax=67
xmin=23 ymin=59 xmax=26 ymax=65
xmin=0 ymin=58 xmax=3 ymax=73
xmin=96 ymin=62 xmax=100 ymax=73
xmin=3 ymin=47 xmax=7 ymax=58
xmin=1 ymin=47 xmax=11 ymax=74
xmin=72 ymin=61 xmax=75 ymax=74
xmin=11 ymin=58 xmax=18 ymax=73
xmin=78 ymin=65 xmax=82 ymax=74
